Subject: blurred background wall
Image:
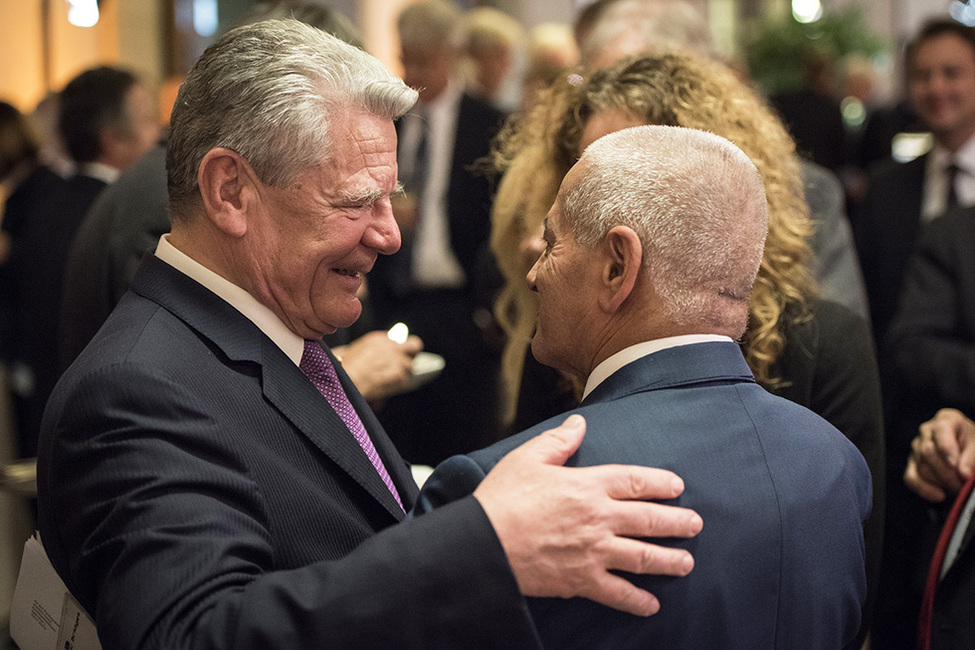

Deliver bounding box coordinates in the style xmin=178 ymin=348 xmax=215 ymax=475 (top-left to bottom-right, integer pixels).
xmin=0 ymin=0 xmax=963 ymax=118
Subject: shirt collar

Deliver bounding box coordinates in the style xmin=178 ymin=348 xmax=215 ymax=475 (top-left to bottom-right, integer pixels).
xmin=931 ymin=134 xmax=975 ymax=174
xmin=154 ymin=234 xmax=305 ymax=366
xmin=420 ymin=76 xmax=463 ymax=122
xmin=582 ymin=334 xmax=733 ymax=400
xmin=77 ymin=161 xmax=120 ymax=184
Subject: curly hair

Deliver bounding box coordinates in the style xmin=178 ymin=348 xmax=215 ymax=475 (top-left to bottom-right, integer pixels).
xmin=491 ymin=50 xmax=815 ymax=426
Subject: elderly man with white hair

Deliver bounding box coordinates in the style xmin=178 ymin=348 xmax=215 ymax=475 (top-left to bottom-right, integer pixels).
xmin=418 ymin=124 xmax=872 ymax=649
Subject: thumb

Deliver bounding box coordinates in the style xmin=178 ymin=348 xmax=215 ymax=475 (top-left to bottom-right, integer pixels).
xmin=522 ymin=414 xmax=587 ymax=467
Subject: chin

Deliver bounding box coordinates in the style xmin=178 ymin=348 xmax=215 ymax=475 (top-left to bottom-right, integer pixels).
xmin=321 ymin=301 xmax=363 ymax=332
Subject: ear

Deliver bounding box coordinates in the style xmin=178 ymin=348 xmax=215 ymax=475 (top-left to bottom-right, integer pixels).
xmin=197 ymin=147 xmax=258 ymax=238
xmin=599 ymin=225 xmax=642 ymax=313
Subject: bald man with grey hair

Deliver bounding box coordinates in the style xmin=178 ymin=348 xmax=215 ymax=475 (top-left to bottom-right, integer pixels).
xmin=418 ymin=124 xmax=871 ymax=648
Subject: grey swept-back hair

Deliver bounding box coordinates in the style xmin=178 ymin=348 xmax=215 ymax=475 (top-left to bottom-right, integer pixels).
xmin=167 ymin=18 xmax=417 ymax=220
xmin=566 ymin=124 xmax=768 ymax=334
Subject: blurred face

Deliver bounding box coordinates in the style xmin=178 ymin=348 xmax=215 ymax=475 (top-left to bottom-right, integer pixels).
xmin=579 ymin=108 xmax=646 ymax=154
xmin=471 ymin=46 xmax=512 ymax=98
xmin=243 ymin=111 xmax=401 ymax=338
xmin=526 ymin=163 xmax=601 ymax=379
xmin=400 ymin=43 xmax=454 ymax=103
xmin=516 ymin=106 xmax=643 ymax=273
xmin=114 ymin=84 xmax=160 ymax=170
xmin=910 ymin=32 xmax=975 ymax=149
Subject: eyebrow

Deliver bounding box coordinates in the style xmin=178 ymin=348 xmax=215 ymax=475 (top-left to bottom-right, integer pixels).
xmin=340 ymin=183 xmax=403 ymax=206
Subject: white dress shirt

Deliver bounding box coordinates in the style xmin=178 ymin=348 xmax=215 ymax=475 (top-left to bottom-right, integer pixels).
xmin=154 ymin=234 xmax=305 ymax=366
xmin=398 ymin=79 xmax=466 ymax=289
xmin=582 ymin=334 xmax=733 ymax=400
xmin=923 ymin=135 xmax=975 ymax=221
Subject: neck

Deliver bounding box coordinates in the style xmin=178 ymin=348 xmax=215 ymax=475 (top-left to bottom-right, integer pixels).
xmin=938 ymin=126 xmax=975 ymax=154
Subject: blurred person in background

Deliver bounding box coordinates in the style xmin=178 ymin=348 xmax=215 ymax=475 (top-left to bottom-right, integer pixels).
xmin=462 ymin=6 xmax=524 ymax=112
xmin=521 ymin=23 xmax=580 ymax=112
xmin=6 ymin=66 xmax=159 ymax=458
xmin=368 ymin=0 xmax=507 ymax=464
xmin=574 ymin=0 xmax=868 ymax=321
xmin=854 ymin=21 xmax=975 ymax=647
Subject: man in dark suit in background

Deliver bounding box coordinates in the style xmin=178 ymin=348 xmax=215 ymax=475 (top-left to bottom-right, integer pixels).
xmin=856 ymin=19 xmax=975 ymax=346
xmin=885 ymin=205 xmax=975 ymax=648
xmin=368 ymin=0 xmax=507 ymax=463
xmin=904 ymin=408 xmax=975 ymax=649
xmin=38 ymin=20 xmax=704 ymax=649
xmin=858 ymin=21 xmax=975 ymax=648
xmin=7 ymin=65 xmax=159 ymax=457
xmin=417 ymin=125 xmax=871 ymax=648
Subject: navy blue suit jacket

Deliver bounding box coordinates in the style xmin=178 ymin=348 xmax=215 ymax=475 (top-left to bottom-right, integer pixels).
xmin=37 ymin=254 xmax=539 ymax=649
xmin=419 ymin=341 xmax=871 ymax=649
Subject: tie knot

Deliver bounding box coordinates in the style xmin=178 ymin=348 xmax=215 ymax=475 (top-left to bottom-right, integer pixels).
xmin=300 ymin=340 xmax=337 ymax=384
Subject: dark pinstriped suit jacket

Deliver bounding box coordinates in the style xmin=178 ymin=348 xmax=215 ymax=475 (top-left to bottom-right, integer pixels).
xmin=37 ymin=254 xmax=539 ymax=649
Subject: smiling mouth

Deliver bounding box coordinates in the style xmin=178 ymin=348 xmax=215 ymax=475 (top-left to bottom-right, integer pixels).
xmin=333 ymin=268 xmax=362 ymax=278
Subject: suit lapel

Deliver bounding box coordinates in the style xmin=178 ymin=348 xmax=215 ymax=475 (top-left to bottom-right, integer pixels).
xmin=131 ymin=255 xmax=408 ymax=520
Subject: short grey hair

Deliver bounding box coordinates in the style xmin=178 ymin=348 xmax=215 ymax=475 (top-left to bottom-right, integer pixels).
xmin=564 ymin=125 xmax=768 ymax=334
xmin=167 ymin=19 xmax=417 ymax=220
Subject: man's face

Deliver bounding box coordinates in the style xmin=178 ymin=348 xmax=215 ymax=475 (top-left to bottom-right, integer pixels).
xmin=910 ymin=32 xmax=975 ymax=148
xmin=400 ymin=43 xmax=454 ymax=103
xmin=114 ymin=84 xmax=161 ymax=170
xmin=526 ymin=163 xmax=601 ymax=379
xmin=242 ymin=111 xmax=400 ymax=338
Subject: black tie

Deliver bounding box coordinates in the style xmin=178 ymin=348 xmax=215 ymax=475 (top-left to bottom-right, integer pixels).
xmin=406 ymin=112 xmax=428 ymax=196
xmin=946 ymin=163 xmax=960 ymax=211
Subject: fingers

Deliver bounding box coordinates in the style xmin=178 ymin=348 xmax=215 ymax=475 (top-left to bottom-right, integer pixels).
xmin=959 ymin=441 xmax=975 ymax=479
xmin=578 ymin=538 xmax=694 ymax=617
xmin=607 ymin=498 xmax=702 ymax=540
xmin=904 ymin=456 xmax=947 ymax=503
xmin=912 ymin=426 xmax=963 ymax=494
xmin=579 ymin=571 xmax=661 ymax=617
xmin=402 ymin=334 xmax=423 ymax=355
xmin=928 ymin=413 xmax=964 ymax=467
xmin=583 ymin=463 xmax=686 ymax=502
xmin=605 ymin=535 xmax=695 ymax=577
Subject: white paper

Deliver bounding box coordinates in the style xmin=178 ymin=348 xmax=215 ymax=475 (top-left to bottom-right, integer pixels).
xmin=10 ymin=533 xmax=101 ymax=650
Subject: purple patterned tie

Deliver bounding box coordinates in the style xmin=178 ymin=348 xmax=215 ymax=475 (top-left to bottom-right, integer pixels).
xmin=300 ymin=340 xmax=404 ymax=511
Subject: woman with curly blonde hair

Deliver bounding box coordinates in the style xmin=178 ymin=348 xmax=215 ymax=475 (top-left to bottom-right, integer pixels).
xmin=494 ymin=52 xmax=826 ymax=423
xmin=490 ymin=51 xmax=883 ymax=647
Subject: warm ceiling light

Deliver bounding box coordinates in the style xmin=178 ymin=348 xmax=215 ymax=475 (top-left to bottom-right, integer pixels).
xmin=66 ymin=0 xmax=99 ymax=28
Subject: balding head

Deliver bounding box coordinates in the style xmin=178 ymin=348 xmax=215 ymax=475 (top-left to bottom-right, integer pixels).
xmin=566 ymin=125 xmax=767 ymax=336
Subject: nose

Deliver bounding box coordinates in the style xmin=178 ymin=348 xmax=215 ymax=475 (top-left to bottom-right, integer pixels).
xmin=519 ymin=232 xmax=545 ymax=274
xmin=364 ymin=200 xmax=401 ymax=255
